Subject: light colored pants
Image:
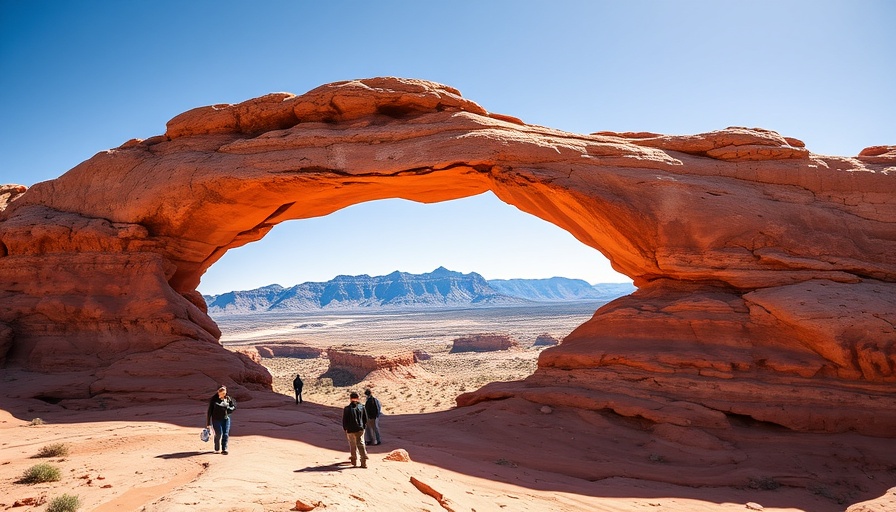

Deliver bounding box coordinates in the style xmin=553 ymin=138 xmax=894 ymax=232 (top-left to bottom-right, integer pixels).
xmin=345 ymin=430 xmax=367 ymax=465
xmin=365 ymin=417 xmax=381 ymax=444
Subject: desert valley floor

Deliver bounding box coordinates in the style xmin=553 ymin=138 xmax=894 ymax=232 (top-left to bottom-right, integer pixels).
xmin=2 ymin=303 xmax=894 ymax=511
xmin=218 ymin=303 xmax=602 ymax=413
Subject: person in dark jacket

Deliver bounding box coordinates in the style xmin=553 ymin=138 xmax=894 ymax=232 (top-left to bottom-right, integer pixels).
xmin=342 ymin=391 xmax=369 ymax=468
xmin=206 ymin=385 xmax=236 ymax=454
xmin=292 ymin=374 xmax=304 ymax=404
xmin=363 ymin=388 xmax=382 ymax=445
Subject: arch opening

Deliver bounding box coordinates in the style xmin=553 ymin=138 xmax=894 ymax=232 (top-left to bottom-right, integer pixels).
xmin=199 ymin=193 xmax=633 ymax=413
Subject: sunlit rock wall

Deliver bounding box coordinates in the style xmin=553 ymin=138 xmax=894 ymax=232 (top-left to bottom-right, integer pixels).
xmin=1 ymin=78 xmax=893 ymax=432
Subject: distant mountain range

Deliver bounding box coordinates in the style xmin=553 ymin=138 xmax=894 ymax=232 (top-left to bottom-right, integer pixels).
xmin=202 ymin=266 xmax=635 ymax=315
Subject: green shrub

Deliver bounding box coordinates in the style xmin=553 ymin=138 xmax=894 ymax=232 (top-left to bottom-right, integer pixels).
xmin=47 ymin=494 xmax=80 ymax=512
xmin=35 ymin=443 xmax=70 ymax=458
xmin=29 ymin=418 xmax=45 ymax=426
xmin=18 ymin=462 xmax=61 ymax=483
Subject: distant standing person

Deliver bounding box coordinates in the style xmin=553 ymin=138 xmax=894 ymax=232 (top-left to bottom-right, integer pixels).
xmin=364 ymin=388 xmax=382 ymax=445
xmin=342 ymin=391 xmax=369 ymax=468
xmin=206 ymin=385 xmax=236 ymax=455
xmin=293 ymin=374 xmax=304 ymax=404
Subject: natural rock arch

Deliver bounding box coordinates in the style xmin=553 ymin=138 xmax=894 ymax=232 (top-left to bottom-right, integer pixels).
xmin=1 ymin=77 xmax=894 ymax=434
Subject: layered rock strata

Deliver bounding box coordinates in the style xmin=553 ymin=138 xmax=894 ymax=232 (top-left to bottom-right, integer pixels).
xmin=0 ymin=77 xmax=893 ymax=433
xmin=450 ymin=333 xmax=519 ymax=353
xmin=324 ymin=348 xmax=418 ymax=383
xmin=254 ymin=344 xmax=324 ymax=359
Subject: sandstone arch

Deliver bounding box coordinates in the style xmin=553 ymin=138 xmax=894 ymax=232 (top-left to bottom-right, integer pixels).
xmin=1 ymin=77 xmax=894 ymax=434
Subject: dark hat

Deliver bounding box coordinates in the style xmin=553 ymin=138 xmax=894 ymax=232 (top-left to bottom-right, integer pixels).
xmin=364 ymin=389 xmax=371 ymax=396
xmin=350 ymin=392 xmax=359 ymax=399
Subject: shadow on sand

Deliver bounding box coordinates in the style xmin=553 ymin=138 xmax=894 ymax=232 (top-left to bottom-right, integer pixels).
xmin=155 ymin=451 xmax=211 ymax=460
xmin=295 ymin=461 xmax=354 ymax=473
xmin=5 ymin=382 xmax=895 ymax=512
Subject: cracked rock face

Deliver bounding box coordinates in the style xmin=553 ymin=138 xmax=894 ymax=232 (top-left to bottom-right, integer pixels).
xmin=0 ymin=77 xmax=894 ymax=432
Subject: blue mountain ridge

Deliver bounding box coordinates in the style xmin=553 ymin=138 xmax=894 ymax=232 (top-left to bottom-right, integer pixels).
xmin=203 ymin=266 xmax=635 ymax=314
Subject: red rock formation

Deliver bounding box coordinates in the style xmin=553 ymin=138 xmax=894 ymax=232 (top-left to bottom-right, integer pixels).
xmin=413 ymin=349 xmax=432 ymax=361
xmin=847 ymin=487 xmax=896 ymax=511
xmin=231 ymin=346 xmax=262 ymax=364
xmin=254 ymin=344 xmax=324 ymax=359
xmin=328 ymin=348 xmax=417 ymax=372
xmin=383 ymin=448 xmax=412 ymax=462
xmin=450 ymin=333 xmax=519 ymax=353
xmin=0 ymin=77 xmax=893 ymax=434
xmin=0 ymin=184 xmax=26 ymax=213
xmin=532 ymin=333 xmax=560 ymax=347
xmin=324 ymin=348 xmax=417 ymax=382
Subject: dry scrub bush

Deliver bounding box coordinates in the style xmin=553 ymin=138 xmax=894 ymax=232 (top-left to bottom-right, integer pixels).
xmin=47 ymin=494 xmax=80 ymax=512
xmin=18 ymin=462 xmax=61 ymax=483
xmin=35 ymin=443 xmax=70 ymax=458
xmin=29 ymin=418 xmax=45 ymax=426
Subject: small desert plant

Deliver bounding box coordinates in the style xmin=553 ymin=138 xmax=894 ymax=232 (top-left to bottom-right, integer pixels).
xmin=18 ymin=462 xmax=61 ymax=483
xmin=748 ymin=476 xmax=780 ymax=490
xmin=47 ymin=494 xmax=80 ymax=512
xmin=648 ymin=453 xmax=667 ymax=463
xmin=809 ymin=483 xmax=850 ymax=504
xmin=35 ymin=442 xmax=70 ymax=458
xmin=29 ymin=417 xmax=45 ymax=426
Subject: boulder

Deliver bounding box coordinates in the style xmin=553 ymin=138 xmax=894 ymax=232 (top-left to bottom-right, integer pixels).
xmin=383 ymin=449 xmax=412 ymax=462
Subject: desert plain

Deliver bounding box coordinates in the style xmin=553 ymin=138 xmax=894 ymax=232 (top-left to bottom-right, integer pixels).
xmin=2 ymin=303 xmax=894 ymax=512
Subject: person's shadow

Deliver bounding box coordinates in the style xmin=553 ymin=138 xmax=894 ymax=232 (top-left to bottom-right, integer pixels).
xmin=155 ymin=451 xmax=210 ymax=459
xmin=295 ymin=462 xmax=354 ymax=472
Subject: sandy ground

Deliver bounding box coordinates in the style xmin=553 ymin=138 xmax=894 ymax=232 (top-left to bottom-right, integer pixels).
xmin=3 ymin=393 xmax=893 ymax=512
xmin=3 ymin=306 xmax=895 ymax=511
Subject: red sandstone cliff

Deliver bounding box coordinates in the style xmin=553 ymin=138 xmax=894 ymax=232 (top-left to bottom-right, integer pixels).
xmin=0 ymin=77 xmax=893 ymax=434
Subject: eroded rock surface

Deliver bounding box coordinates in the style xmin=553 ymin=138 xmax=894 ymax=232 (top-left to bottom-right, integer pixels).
xmin=324 ymin=348 xmax=418 ymax=383
xmin=450 ymin=333 xmax=519 ymax=353
xmin=0 ymin=77 xmax=893 ymax=434
xmin=533 ymin=333 xmax=560 ymax=347
xmin=254 ymin=344 xmax=324 ymax=359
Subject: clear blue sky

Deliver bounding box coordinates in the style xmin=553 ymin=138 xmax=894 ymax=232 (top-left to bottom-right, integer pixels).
xmin=2 ymin=1 xmax=893 ymax=294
